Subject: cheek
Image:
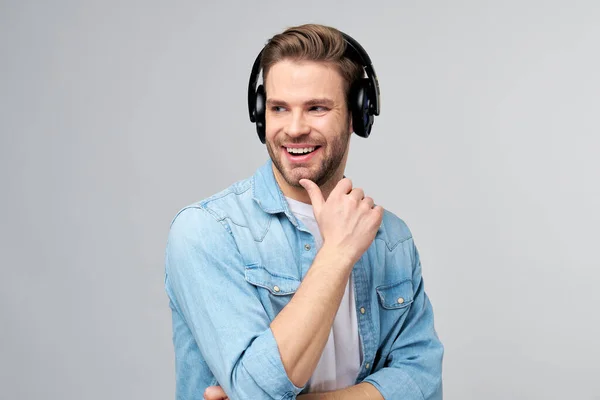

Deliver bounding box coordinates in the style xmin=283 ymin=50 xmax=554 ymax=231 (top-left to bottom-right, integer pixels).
xmin=311 ymin=114 xmax=347 ymax=137
xmin=311 ymin=118 xmax=330 ymax=131
xmin=263 ymin=123 xmax=277 ymax=142
xmin=265 ymin=114 xmax=284 ymax=138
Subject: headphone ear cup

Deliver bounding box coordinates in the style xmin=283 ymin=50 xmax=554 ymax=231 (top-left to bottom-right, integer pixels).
xmin=255 ymin=85 xmax=266 ymax=143
xmin=350 ymin=80 xmax=373 ymax=138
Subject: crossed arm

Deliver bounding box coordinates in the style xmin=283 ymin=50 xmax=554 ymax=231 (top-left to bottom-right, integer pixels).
xmin=203 ymin=382 xmax=382 ymax=400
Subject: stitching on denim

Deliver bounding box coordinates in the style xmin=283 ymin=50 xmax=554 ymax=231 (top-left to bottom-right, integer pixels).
xmin=244 ymin=266 xmax=300 ymax=295
xmin=197 ymin=206 xmax=234 ymax=235
xmin=182 ymin=206 xmax=241 ymax=253
xmin=200 ymin=180 xmax=252 ymax=214
xmin=255 ymin=215 xmax=271 ymax=242
xmin=251 ymin=172 xmax=285 ymax=214
xmin=376 ymin=278 xmax=414 ymax=309
xmin=231 ymin=181 xmax=252 ymax=195
xmin=245 ymin=265 xmax=301 ymax=282
xmin=224 ymin=215 xmax=271 ymax=242
xmin=375 ymin=234 xmax=413 ymax=252
xmin=200 ymin=189 xmax=235 ymax=207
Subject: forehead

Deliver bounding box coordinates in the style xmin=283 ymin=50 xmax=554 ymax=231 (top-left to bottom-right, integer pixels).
xmin=265 ymin=59 xmax=345 ymax=102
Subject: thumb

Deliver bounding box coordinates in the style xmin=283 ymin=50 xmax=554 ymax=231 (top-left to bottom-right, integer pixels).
xmin=299 ymin=179 xmax=325 ymax=212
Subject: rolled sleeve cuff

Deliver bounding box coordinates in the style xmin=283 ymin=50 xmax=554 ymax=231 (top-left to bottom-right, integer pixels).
xmin=241 ymin=327 xmax=305 ymax=399
xmin=363 ymin=367 xmax=427 ymax=400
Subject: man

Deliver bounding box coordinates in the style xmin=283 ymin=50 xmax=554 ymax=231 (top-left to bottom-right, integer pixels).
xmin=165 ymin=24 xmax=443 ymax=400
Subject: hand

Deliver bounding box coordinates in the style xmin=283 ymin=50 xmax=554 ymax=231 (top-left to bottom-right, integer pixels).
xmin=299 ymin=178 xmax=384 ymax=265
xmin=204 ymin=385 xmax=228 ymax=400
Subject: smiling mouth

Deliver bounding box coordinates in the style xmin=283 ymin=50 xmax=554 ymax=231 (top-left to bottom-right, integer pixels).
xmin=284 ymin=146 xmax=320 ymax=156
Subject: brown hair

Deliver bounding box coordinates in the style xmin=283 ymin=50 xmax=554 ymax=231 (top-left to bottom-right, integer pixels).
xmin=260 ymin=24 xmax=364 ymax=106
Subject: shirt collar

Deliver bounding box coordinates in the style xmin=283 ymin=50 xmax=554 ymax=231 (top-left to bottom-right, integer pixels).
xmin=252 ymin=159 xmax=299 ymax=225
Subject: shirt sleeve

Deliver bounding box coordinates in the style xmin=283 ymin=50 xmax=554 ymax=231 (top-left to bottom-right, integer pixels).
xmin=362 ymin=239 xmax=444 ymax=400
xmin=164 ymin=206 xmax=305 ymax=400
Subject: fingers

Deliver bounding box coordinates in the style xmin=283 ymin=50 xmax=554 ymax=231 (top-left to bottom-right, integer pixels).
xmin=363 ymin=196 xmax=375 ymax=208
xmin=331 ymin=177 xmax=353 ymax=197
xmin=348 ymin=188 xmax=364 ymax=201
xmin=372 ymin=205 xmax=385 ymax=221
xmin=300 ymin=178 xmax=378 ymax=217
xmin=299 ymin=179 xmax=325 ymax=211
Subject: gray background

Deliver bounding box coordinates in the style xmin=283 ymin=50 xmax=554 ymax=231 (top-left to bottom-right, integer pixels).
xmin=1 ymin=0 xmax=599 ymax=399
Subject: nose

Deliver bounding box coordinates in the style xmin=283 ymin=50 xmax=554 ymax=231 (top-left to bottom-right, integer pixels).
xmin=284 ymin=110 xmax=310 ymax=138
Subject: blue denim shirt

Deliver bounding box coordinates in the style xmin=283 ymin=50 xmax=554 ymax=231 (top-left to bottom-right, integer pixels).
xmin=164 ymin=160 xmax=444 ymax=400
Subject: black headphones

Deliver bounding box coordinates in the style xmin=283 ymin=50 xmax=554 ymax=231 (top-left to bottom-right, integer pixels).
xmin=248 ymin=31 xmax=381 ymax=144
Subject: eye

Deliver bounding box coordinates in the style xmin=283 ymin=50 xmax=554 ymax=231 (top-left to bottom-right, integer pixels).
xmin=271 ymin=106 xmax=286 ymax=113
xmin=309 ymin=106 xmax=329 ymax=112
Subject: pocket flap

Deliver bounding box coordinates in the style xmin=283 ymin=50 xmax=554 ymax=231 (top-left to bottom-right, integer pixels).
xmin=376 ymin=279 xmax=414 ymax=309
xmin=245 ymin=264 xmax=301 ymax=295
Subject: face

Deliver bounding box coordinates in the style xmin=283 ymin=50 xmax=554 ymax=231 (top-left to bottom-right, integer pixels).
xmin=264 ymin=59 xmax=352 ymax=194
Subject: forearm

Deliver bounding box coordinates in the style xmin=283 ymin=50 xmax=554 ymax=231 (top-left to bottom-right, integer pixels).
xmin=297 ymin=382 xmax=384 ymax=400
xmin=270 ymin=245 xmax=353 ymax=388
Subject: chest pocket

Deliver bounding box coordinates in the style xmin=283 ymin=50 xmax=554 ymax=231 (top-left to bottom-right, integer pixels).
xmin=245 ymin=264 xmax=301 ymax=318
xmin=376 ymin=278 xmax=414 ymax=311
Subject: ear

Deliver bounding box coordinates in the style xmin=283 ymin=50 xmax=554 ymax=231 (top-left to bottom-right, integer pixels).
xmin=348 ymin=114 xmax=354 ymax=134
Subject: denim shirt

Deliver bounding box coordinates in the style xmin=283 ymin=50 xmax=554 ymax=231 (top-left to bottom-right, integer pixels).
xmin=164 ymin=160 xmax=444 ymax=400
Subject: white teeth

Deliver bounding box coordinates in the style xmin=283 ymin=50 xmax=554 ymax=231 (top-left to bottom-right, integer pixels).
xmin=287 ymin=147 xmax=316 ymax=154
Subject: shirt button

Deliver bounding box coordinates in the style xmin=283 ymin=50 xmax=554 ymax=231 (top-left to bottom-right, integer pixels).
xmin=304 ymin=244 xmax=311 ymax=251
xmin=273 ymin=286 xmax=280 ymax=292
xmin=397 ymin=297 xmax=405 ymax=304
xmin=365 ymin=363 xmax=370 ymax=369
xmin=360 ymin=307 xmax=366 ymax=314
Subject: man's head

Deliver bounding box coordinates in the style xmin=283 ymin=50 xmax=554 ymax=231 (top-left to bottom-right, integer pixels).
xmin=259 ymin=24 xmax=365 ymax=197
xmin=260 ymin=25 xmax=364 ymax=110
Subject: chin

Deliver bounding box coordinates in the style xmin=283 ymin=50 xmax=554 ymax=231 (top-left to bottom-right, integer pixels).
xmin=282 ymin=167 xmax=314 ymax=187
xmin=292 ymin=168 xmax=334 ymax=189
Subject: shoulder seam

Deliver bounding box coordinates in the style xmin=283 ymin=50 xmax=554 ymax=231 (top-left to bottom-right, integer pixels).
xmin=382 ymin=234 xmax=413 ymax=251
xmin=171 ymin=204 xmax=233 ymax=236
xmin=201 ymin=182 xmax=252 ymax=208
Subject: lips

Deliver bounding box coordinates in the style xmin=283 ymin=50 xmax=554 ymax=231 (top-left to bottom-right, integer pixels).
xmin=286 ymin=146 xmax=317 ymax=155
xmin=282 ymin=145 xmax=321 ymax=163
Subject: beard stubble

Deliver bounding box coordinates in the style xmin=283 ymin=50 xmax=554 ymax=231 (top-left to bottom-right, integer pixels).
xmin=266 ymin=123 xmax=351 ymax=189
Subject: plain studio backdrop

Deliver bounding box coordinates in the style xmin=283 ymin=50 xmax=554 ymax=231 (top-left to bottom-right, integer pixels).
xmin=1 ymin=1 xmax=599 ymax=399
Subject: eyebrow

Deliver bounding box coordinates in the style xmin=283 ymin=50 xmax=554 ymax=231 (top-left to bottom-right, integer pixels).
xmin=266 ymin=98 xmax=335 ymax=107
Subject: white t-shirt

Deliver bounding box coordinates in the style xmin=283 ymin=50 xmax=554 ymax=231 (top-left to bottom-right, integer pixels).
xmin=285 ymin=196 xmax=362 ymax=392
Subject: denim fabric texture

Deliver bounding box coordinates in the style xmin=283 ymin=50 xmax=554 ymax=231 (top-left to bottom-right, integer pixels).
xmin=165 ymin=160 xmax=444 ymax=400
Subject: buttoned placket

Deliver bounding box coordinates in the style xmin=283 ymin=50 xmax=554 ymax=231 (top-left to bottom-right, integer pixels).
xmin=283 ymin=204 xmax=374 ymax=381
xmin=352 ymin=256 xmax=377 ymax=382
xmin=298 ymin=230 xmax=315 ymax=278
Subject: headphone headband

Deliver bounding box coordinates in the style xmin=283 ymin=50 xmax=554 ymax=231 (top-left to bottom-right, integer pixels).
xmin=340 ymin=32 xmax=380 ymax=116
